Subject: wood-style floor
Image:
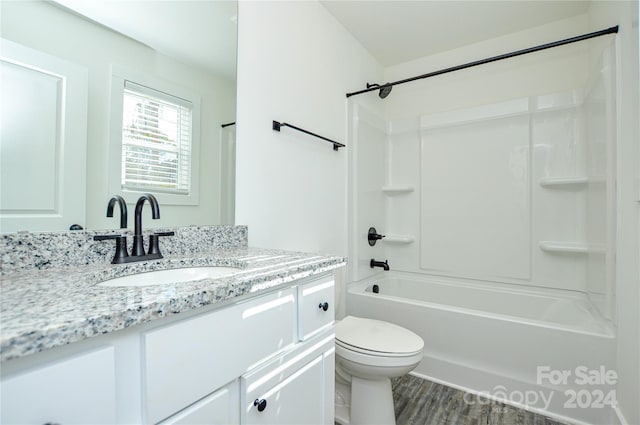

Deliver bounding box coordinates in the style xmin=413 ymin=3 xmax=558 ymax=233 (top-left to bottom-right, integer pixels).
xmin=392 ymin=375 xmax=568 ymax=425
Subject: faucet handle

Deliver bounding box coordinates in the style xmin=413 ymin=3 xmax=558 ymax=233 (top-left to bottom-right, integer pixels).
xmin=148 ymin=231 xmax=175 ymax=256
xmin=154 ymin=231 xmax=175 ymax=237
xmin=94 ymin=234 xmax=129 ymax=264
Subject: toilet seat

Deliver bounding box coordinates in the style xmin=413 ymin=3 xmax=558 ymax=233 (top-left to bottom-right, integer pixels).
xmin=335 ymin=316 xmax=424 ymax=357
xmin=335 ymin=339 xmax=424 ymax=369
xmin=336 ymin=339 xmax=422 ymax=358
xmin=335 ymin=316 xmax=424 ymax=368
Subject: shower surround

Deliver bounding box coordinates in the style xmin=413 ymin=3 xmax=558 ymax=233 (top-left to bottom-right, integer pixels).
xmin=346 ymin=17 xmax=618 ymax=425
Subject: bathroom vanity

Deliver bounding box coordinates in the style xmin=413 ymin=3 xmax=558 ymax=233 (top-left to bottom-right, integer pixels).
xmin=0 ymin=226 xmax=345 ymax=424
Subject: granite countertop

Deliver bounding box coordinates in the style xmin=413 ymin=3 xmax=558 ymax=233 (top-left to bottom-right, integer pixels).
xmin=0 ymin=247 xmax=346 ymax=362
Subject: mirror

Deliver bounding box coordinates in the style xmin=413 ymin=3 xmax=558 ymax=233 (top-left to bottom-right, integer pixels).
xmin=0 ymin=0 xmax=237 ymax=233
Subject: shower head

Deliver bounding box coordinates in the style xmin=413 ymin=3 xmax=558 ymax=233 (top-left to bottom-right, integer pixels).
xmin=379 ymin=84 xmax=392 ymax=99
xmin=366 ymin=83 xmax=393 ymax=99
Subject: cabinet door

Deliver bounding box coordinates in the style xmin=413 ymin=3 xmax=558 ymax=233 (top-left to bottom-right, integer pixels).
xmin=241 ymin=331 xmax=335 ymax=425
xmin=244 ymin=355 xmax=324 ymax=425
xmin=0 ymin=347 xmax=116 ymax=424
xmin=159 ymin=380 xmax=239 ymax=425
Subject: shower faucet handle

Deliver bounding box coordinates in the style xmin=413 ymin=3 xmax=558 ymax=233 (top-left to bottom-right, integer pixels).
xmin=368 ymin=227 xmax=386 ymax=246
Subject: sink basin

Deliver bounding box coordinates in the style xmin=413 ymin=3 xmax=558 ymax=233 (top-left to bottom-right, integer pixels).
xmin=98 ymin=266 xmax=242 ymax=287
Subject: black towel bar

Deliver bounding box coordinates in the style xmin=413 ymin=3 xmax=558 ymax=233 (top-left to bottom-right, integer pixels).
xmin=272 ymin=120 xmax=344 ymax=151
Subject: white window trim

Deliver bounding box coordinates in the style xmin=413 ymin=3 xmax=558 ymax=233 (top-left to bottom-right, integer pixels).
xmin=109 ymin=65 xmax=200 ymax=206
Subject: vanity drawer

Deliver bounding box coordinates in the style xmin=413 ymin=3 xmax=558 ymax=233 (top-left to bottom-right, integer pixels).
xmin=297 ymin=274 xmax=335 ymax=340
xmin=241 ymin=331 xmax=334 ymax=425
xmin=143 ymin=288 xmax=296 ymax=424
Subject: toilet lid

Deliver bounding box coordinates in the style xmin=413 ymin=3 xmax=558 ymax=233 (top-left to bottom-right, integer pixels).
xmin=335 ymin=316 xmax=424 ymax=355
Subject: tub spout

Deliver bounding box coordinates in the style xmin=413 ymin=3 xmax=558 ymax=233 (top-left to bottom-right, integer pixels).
xmin=370 ymin=259 xmax=389 ymax=271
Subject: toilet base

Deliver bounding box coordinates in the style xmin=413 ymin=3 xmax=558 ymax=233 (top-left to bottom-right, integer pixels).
xmin=334 ymin=377 xmax=396 ymax=425
xmin=334 ymin=380 xmax=351 ymax=425
xmin=351 ymin=376 xmax=396 ymax=425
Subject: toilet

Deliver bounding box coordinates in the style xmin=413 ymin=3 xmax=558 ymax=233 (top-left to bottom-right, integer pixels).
xmin=334 ymin=315 xmax=424 ymax=425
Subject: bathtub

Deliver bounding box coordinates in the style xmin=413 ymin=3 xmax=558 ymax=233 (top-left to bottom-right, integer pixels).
xmin=346 ymin=272 xmax=618 ymax=425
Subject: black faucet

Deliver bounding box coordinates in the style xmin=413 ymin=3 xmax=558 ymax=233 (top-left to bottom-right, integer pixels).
xmin=132 ymin=194 xmax=160 ymax=256
xmin=94 ymin=193 xmax=174 ymax=264
xmin=370 ymin=259 xmax=389 ymax=271
xmin=107 ymin=195 xmax=128 ymax=229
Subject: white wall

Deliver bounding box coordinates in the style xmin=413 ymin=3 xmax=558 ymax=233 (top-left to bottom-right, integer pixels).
xmin=235 ymin=0 xmax=382 ymax=256
xmin=588 ymin=2 xmax=640 ymax=424
xmin=1 ymin=1 xmax=236 ymax=230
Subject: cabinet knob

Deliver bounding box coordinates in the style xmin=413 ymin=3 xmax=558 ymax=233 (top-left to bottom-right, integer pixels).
xmin=318 ymin=302 xmax=329 ymax=312
xmin=254 ymin=398 xmax=267 ymax=412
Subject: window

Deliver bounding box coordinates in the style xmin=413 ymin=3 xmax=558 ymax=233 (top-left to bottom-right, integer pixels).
xmin=121 ymin=81 xmax=192 ymax=194
xmin=110 ymin=67 xmax=200 ymax=205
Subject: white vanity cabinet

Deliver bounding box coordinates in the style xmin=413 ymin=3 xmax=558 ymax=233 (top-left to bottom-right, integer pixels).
xmin=0 ymin=346 xmax=117 ymax=424
xmin=0 ymin=272 xmax=336 ymax=425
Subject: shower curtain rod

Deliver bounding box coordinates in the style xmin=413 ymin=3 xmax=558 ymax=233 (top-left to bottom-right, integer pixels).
xmin=346 ymin=25 xmax=619 ymax=98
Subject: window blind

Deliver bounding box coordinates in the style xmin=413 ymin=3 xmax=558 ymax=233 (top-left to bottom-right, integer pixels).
xmin=121 ymin=81 xmax=192 ymax=194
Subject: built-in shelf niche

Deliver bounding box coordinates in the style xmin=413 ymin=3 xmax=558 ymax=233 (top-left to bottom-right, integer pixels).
xmin=381 ymin=185 xmax=414 ymax=195
xmin=539 ymin=241 xmax=605 ymax=254
xmin=383 ymin=235 xmax=415 ymax=244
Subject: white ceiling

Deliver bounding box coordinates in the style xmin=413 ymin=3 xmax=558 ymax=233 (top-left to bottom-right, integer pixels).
xmin=50 ymin=0 xmax=590 ymax=79
xmin=51 ymin=0 xmax=238 ymax=80
xmin=320 ymin=0 xmax=591 ymax=67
